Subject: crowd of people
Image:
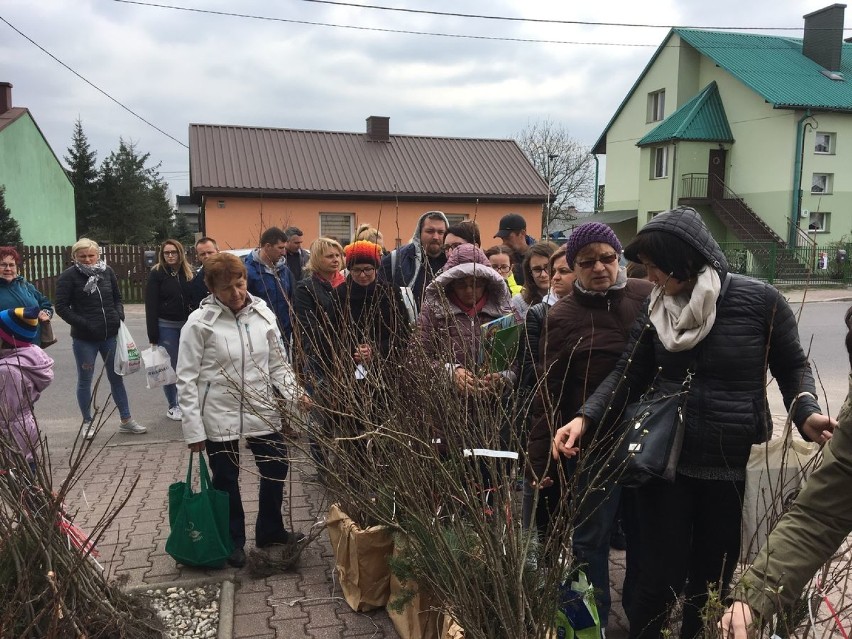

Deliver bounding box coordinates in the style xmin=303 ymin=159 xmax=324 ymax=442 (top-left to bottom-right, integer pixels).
xmin=0 ymin=207 xmax=847 ymax=637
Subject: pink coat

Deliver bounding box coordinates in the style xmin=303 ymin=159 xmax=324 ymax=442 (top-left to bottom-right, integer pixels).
xmin=0 ymin=346 xmax=54 ymax=462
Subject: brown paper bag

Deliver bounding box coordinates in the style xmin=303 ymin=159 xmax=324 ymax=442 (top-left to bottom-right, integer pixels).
xmin=388 ymin=570 xmax=443 ymax=639
xmin=441 ymin=614 xmax=465 ymax=639
xmin=326 ymin=503 xmax=393 ymax=611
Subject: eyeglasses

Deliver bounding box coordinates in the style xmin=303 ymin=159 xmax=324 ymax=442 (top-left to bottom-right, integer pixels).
xmin=531 ymin=266 xmax=549 ymax=275
xmin=350 ymin=266 xmax=376 ymax=275
xmin=0 ymin=262 xmax=16 ymax=269
xmin=442 ymin=243 xmax=463 ymax=253
xmin=163 ymin=251 xmax=178 ymax=256
xmin=575 ymin=253 xmax=619 ymax=270
xmin=491 ymin=264 xmax=511 ymax=273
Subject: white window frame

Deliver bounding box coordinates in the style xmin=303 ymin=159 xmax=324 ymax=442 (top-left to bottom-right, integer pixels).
xmin=811 ymin=173 xmax=833 ymax=194
xmin=814 ymin=132 xmax=836 ymax=154
xmin=807 ymin=211 xmax=830 ymax=233
xmin=647 ymin=89 xmax=665 ymax=123
xmin=445 ymin=214 xmax=469 ymax=225
xmin=651 ymin=147 xmax=668 ymax=179
xmin=319 ymin=212 xmax=355 ymax=245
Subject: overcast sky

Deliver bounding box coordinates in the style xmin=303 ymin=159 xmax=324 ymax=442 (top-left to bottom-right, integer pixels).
xmin=0 ymin=0 xmax=839 ymax=207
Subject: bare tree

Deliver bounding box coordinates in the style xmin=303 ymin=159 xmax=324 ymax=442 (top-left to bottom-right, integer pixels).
xmin=516 ymin=119 xmax=596 ymax=237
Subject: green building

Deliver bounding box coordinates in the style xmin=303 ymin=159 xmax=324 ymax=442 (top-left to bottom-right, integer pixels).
xmin=0 ymin=82 xmax=75 ymax=245
xmin=592 ymin=5 xmax=852 ymax=253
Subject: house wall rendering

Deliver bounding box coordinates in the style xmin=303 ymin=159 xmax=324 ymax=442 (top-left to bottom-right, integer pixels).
xmin=203 ymin=196 xmax=543 ymax=250
xmin=0 ymin=114 xmax=75 ymax=245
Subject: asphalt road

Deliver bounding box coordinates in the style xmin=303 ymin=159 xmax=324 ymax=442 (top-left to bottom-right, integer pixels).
xmin=35 ymin=301 xmax=852 ymax=456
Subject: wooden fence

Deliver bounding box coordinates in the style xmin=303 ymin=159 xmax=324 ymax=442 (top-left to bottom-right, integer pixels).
xmin=19 ymin=245 xmax=156 ymax=304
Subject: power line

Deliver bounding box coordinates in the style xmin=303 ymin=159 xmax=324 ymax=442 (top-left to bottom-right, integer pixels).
xmin=0 ymin=15 xmax=188 ymax=149
xmin=111 ymin=0 xmax=659 ymax=46
xmin=295 ymin=0 xmax=842 ymax=31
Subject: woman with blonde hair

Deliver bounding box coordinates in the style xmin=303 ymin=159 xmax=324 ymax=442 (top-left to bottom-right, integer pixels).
xmin=354 ymin=224 xmax=384 ymax=249
xmin=55 ymin=238 xmax=145 ymax=440
xmin=294 ymin=237 xmax=345 ymax=474
xmin=145 ymin=239 xmax=194 ymax=421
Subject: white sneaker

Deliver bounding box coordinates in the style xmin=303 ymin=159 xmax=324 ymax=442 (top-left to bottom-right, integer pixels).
xmin=166 ymin=406 xmax=183 ymax=421
xmin=119 ymin=419 xmax=147 ymax=434
xmin=82 ymin=421 xmax=96 ymax=441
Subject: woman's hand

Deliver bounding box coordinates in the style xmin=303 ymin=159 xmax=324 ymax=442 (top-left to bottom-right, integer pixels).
xmin=38 ymin=310 xmax=50 ymax=322
xmin=530 ymin=477 xmax=554 ymax=489
xmin=718 ymin=601 xmax=755 ymax=638
xmin=802 ymin=412 xmax=837 ymax=443
xmin=480 ymin=372 xmax=506 ymax=390
xmin=353 ymin=344 xmax=372 ymax=364
xmin=552 ymin=417 xmax=589 ymax=459
xmin=453 ymin=367 xmax=479 ymax=393
xmin=298 ymin=394 xmax=314 ymax=412
xmin=188 ymin=441 xmax=206 ymax=452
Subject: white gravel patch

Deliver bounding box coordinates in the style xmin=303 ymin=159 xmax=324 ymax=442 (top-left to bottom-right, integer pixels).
xmin=145 ymin=584 xmax=220 ymax=638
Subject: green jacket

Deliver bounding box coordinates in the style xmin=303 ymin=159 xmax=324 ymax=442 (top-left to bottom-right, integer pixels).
xmin=734 ymin=374 xmax=852 ymax=618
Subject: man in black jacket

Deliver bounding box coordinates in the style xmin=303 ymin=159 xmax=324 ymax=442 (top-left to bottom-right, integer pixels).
xmin=188 ymin=237 xmax=219 ymax=309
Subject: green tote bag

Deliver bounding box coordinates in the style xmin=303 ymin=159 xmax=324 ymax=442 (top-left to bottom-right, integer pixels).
xmin=166 ymin=452 xmax=233 ymax=568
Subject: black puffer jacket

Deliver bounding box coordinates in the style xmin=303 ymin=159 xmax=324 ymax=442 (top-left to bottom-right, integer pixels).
xmin=55 ymin=265 xmax=125 ymax=342
xmin=580 ymin=208 xmax=821 ymax=478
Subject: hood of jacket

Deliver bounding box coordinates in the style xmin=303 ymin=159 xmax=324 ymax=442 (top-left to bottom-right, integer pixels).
xmin=425 ymin=245 xmax=511 ymax=319
xmin=633 ymin=206 xmax=729 ymax=275
xmin=0 ymin=346 xmax=54 ymax=393
xmin=409 ymin=210 xmax=450 ymax=250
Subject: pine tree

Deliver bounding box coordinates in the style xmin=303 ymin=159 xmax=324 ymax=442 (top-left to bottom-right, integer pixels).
xmin=171 ymin=210 xmax=194 ymax=247
xmin=0 ymin=186 xmax=23 ymax=246
xmin=96 ymin=139 xmax=174 ymax=244
xmin=64 ymin=118 xmax=98 ymax=238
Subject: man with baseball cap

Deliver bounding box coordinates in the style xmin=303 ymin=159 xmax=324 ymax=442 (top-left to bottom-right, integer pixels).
xmin=494 ymin=213 xmax=534 ymax=286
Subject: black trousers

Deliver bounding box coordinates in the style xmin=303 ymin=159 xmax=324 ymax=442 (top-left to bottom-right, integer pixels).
xmin=628 ymin=474 xmax=744 ymax=639
xmin=206 ymin=433 xmax=290 ymax=549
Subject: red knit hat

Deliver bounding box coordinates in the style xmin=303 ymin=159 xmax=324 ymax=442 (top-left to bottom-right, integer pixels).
xmin=344 ymin=241 xmax=382 ymax=268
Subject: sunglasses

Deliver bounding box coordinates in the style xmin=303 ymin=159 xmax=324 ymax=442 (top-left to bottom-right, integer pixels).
xmin=575 ymin=253 xmax=619 ymax=270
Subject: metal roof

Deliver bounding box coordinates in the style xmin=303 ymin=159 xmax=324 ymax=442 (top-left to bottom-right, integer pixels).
xmin=0 ymin=107 xmax=27 ymax=134
xmin=676 ymin=29 xmax=852 ymax=111
xmin=593 ymin=27 xmax=852 ymax=155
xmin=638 ymin=81 xmax=734 ymax=146
xmin=189 ymin=124 xmax=548 ymax=202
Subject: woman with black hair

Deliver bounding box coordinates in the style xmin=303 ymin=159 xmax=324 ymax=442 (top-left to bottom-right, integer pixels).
xmin=553 ymin=207 xmax=835 ymax=639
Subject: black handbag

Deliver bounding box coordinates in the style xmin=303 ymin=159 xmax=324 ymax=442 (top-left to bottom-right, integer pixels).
xmin=614 ymin=373 xmax=692 ymax=488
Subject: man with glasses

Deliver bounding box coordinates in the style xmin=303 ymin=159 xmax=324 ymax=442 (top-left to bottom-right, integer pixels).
xmin=188 ymin=237 xmax=220 ymax=309
xmin=380 ymin=210 xmax=449 ymax=313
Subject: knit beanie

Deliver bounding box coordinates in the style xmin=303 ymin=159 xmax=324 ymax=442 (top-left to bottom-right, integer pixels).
xmin=565 ymin=222 xmax=623 ymax=266
xmin=344 ymin=241 xmax=382 ymax=269
xmin=0 ymin=306 xmax=39 ymax=347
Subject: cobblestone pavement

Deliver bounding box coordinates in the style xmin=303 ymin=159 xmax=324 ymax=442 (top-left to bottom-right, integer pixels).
xmin=53 ymin=438 xmax=630 ymax=638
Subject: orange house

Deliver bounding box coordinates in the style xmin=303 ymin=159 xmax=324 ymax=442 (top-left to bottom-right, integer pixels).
xmin=189 ymin=117 xmax=547 ymax=250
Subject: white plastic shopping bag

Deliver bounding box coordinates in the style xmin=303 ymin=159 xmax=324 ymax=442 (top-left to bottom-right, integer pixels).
xmin=114 ymin=321 xmax=142 ymax=376
xmin=141 ymin=345 xmax=178 ymax=389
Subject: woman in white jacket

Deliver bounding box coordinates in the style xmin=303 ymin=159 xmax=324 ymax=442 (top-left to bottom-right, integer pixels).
xmin=177 ymin=252 xmax=304 ymax=569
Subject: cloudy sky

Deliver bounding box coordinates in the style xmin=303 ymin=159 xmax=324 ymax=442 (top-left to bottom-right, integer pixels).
xmin=0 ymin=0 xmax=836 ymax=204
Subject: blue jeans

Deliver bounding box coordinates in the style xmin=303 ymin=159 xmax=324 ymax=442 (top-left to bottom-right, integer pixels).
xmin=157 ymin=319 xmax=183 ymax=409
xmin=72 ymin=336 xmax=131 ymax=422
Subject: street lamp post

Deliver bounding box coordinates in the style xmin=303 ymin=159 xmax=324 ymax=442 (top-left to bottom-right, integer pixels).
xmin=543 ymin=153 xmax=558 ymax=240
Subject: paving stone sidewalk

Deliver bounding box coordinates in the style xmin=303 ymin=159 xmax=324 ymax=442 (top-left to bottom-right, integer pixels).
xmin=53 ymin=437 xmax=630 ymax=638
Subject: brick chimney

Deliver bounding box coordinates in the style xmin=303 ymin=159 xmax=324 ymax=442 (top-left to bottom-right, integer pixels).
xmin=802 ymin=4 xmax=846 ymax=72
xmin=366 ymin=116 xmax=390 ymax=142
xmin=0 ymin=82 xmax=12 ymax=114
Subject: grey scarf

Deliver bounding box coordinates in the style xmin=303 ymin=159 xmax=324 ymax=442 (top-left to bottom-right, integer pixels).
xmin=75 ymin=260 xmax=107 ymax=294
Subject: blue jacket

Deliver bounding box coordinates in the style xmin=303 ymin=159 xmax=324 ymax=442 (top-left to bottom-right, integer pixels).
xmin=0 ymin=275 xmax=53 ymax=314
xmin=243 ymin=250 xmax=296 ymax=339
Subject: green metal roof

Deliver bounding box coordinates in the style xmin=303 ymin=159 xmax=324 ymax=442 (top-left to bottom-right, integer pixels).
xmin=593 ymin=28 xmax=852 ymax=155
xmin=637 ymin=81 xmax=734 ymax=146
xmin=676 ymin=29 xmax=852 ymax=111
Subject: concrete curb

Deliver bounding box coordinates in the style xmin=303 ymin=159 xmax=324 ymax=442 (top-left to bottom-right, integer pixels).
xmin=218 ymin=579 xmax=235 ymax=639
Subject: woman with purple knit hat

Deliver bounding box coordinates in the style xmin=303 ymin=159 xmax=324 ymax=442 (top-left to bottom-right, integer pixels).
xmin=526 ymin=221 xmax=653 ymax=630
